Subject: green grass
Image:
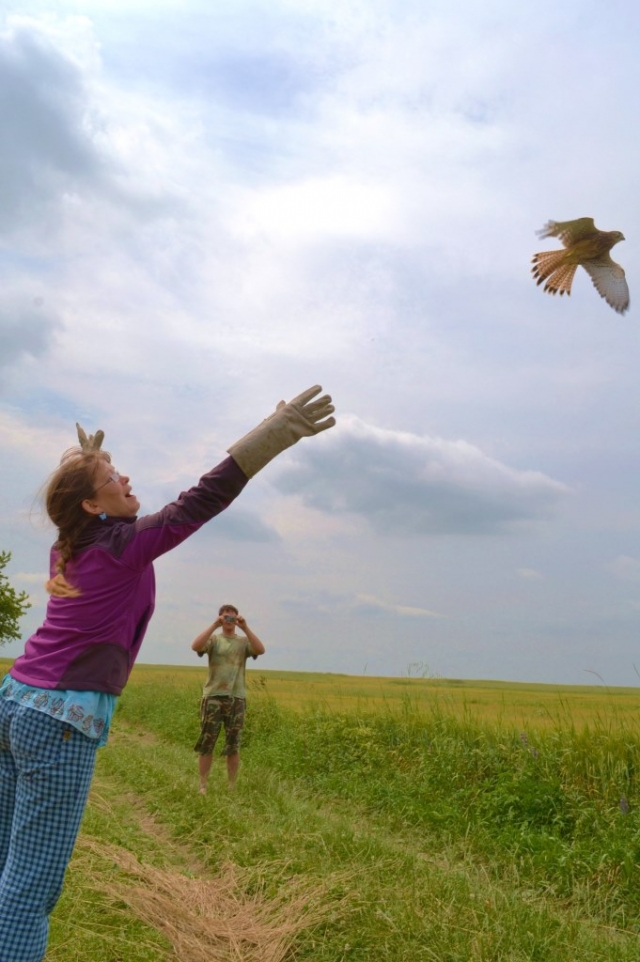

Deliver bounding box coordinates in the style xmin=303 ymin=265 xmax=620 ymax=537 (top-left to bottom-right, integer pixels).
xmin=62 ymin=722 xmax=640 ymax=961
xmin=116 ymin=672 xmax=640 ymax=924
xmin=2 ymin=659 xmax=639 ymax=959
xmin=108 ymin=662 xmax=640 ymax=730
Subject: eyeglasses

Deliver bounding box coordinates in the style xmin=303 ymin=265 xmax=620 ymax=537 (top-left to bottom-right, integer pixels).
xmin=94 ymin=470 xmax=121 ymax=492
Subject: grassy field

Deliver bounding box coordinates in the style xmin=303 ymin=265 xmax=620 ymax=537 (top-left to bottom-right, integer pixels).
xmin=1 ymin=659 xmax=640 ymax=960
xmin=131 ymin=662 xmax=640 ymax=730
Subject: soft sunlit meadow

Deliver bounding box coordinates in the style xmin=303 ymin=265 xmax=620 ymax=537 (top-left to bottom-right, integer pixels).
xmin=1 ymin=657 xmax=640 ymax=960
xmin=131 ymin=661 xmax=640 ymax=732
xmin=4 ymin=658 xmax=639 ymax=730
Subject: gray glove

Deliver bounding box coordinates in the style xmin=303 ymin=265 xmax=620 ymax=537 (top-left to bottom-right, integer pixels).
xmin=227 ymin=384 xmax=336 ymax=478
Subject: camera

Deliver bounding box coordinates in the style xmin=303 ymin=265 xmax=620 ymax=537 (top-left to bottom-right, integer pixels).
xmin=224 ymin=615 xmax=236 ymax=623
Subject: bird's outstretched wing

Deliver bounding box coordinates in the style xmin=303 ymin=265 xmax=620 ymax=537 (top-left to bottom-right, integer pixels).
xmin=536 ymin=217 xmax=600 ymax=247
xmin=582 ymin=256 xmax=630 ymax=315
xmin=536 ymin=218 xmax=596 ymax=247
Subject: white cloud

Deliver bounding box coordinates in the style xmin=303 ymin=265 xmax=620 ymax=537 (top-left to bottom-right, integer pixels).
xmin=0 ymin=291 xmax=62 ymax=372
xmin=353 ymin=594 xmax=442 ymax=618
xmin=607 ymin=556 xmax=640 ymax=584
xmin=0 ymin=20 xmax=105 ymax=238
xmin=195 ymin=506 xmax=280 ymax=543
xmin=2 ymin=2 xmax=640 ymax=686
xmin=279 ymin=588 xmax=441 ymax=621
xmin=275 ymin=415 xmax=570 ymax=536
xmin=0 ymin=408 xmax=71 ymax=466
xmin=516 ymin=568 xmax=544 ymax=581
xmin=14 ymin=571 xmax=47 ymax=584
xmin=231 ymin=176 xmax=396 ymax=243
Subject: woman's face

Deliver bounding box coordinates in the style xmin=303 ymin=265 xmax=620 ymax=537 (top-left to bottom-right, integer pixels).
xmin=85 ymin=458 xmax=140 ymax=519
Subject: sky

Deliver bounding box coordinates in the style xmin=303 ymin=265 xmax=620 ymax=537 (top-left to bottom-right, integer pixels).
xmin=2 ymin=0 xmax=640 ymax=687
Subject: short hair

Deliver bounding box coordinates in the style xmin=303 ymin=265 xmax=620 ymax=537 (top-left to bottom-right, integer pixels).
xmin=218 ymin=603 xmax=238 ymax=616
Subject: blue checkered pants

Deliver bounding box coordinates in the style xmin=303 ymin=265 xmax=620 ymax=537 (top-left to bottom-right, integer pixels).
xmin=0 ymin=698 xmax=98 ymax=962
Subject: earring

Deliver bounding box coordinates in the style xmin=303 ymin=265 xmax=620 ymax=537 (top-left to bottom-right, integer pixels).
xmin=99 ymin=512 xmax=107 ymax=521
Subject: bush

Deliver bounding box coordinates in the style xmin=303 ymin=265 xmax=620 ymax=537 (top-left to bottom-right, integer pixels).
xmin=0 ymin=550 xmax=31 ymax=646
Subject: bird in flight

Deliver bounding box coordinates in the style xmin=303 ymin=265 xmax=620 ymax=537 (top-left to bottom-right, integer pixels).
xmin=531 ymin=218 xmax=629 ymax=314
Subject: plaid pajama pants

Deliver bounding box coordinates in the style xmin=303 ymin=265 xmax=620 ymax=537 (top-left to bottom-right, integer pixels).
xmin=0 ymin=698 xmax=98 ymax=962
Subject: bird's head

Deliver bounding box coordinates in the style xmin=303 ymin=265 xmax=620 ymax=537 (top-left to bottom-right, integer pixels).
xmin=611 ymin=230 xmax=625 ymax=245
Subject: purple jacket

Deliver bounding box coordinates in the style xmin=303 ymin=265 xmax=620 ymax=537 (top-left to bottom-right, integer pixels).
xmin=10 ymin=456 xmax=248 ymax=695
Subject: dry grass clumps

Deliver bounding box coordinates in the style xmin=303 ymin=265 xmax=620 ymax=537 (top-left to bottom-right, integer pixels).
xmin=78 ymin=838 xmax=347 ymax=962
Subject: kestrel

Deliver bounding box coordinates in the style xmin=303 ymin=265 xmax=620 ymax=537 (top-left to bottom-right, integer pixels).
xmin=531 ymin=217 xmax=629 ymax=314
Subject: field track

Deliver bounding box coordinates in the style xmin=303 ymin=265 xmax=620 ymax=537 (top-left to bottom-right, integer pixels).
xmin=47 ymin=661 xmax=640 ymax=961
xmin=2 ymin=660 xmax=638 ymax=959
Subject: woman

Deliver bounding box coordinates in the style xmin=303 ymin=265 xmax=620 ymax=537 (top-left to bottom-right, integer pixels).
xmin=0 ymin=385 xmax=335 ymax=962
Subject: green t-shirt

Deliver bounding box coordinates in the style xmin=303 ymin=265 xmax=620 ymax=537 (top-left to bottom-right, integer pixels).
xmin=202 ymin=633 xmax=253 ymax=698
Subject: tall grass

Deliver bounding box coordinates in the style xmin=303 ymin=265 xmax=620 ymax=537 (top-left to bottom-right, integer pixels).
xmin=4 ymin=660 xmax=627 ymax=960
xmin=116 ymin=671 xmax=640 ymax=932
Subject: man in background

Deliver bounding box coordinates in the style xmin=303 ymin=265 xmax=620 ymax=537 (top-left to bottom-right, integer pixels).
xmin=192 ymin=604 xmax=265 ymax=792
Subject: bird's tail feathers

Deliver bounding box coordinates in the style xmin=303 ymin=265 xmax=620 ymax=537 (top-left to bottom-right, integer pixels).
xmin=531 ymin=250 xmax=578 ymax=296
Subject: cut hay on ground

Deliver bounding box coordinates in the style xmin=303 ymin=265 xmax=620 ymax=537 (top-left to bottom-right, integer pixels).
xmin=77 ymin=838 xmax=349 ymax=962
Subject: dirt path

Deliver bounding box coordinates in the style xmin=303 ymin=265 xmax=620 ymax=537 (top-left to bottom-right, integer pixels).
xmin=64 ymin=728 xmax=349 ymax=962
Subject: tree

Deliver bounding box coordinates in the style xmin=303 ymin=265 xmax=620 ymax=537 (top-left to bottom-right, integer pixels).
xmin=0 ymin=550 xmax=31 ymax=646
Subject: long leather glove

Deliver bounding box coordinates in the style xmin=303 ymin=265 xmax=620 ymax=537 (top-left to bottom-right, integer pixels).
xmin=227 ymin=384 xmax=335 ymax=478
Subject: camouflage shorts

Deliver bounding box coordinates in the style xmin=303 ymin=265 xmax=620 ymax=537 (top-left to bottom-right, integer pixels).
xmin=194 ymin=696 xmax=246 ymax=757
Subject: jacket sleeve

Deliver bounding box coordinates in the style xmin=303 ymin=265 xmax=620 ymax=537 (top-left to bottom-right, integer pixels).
xmin=119 ymin=456 xmax=248 ymax=570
